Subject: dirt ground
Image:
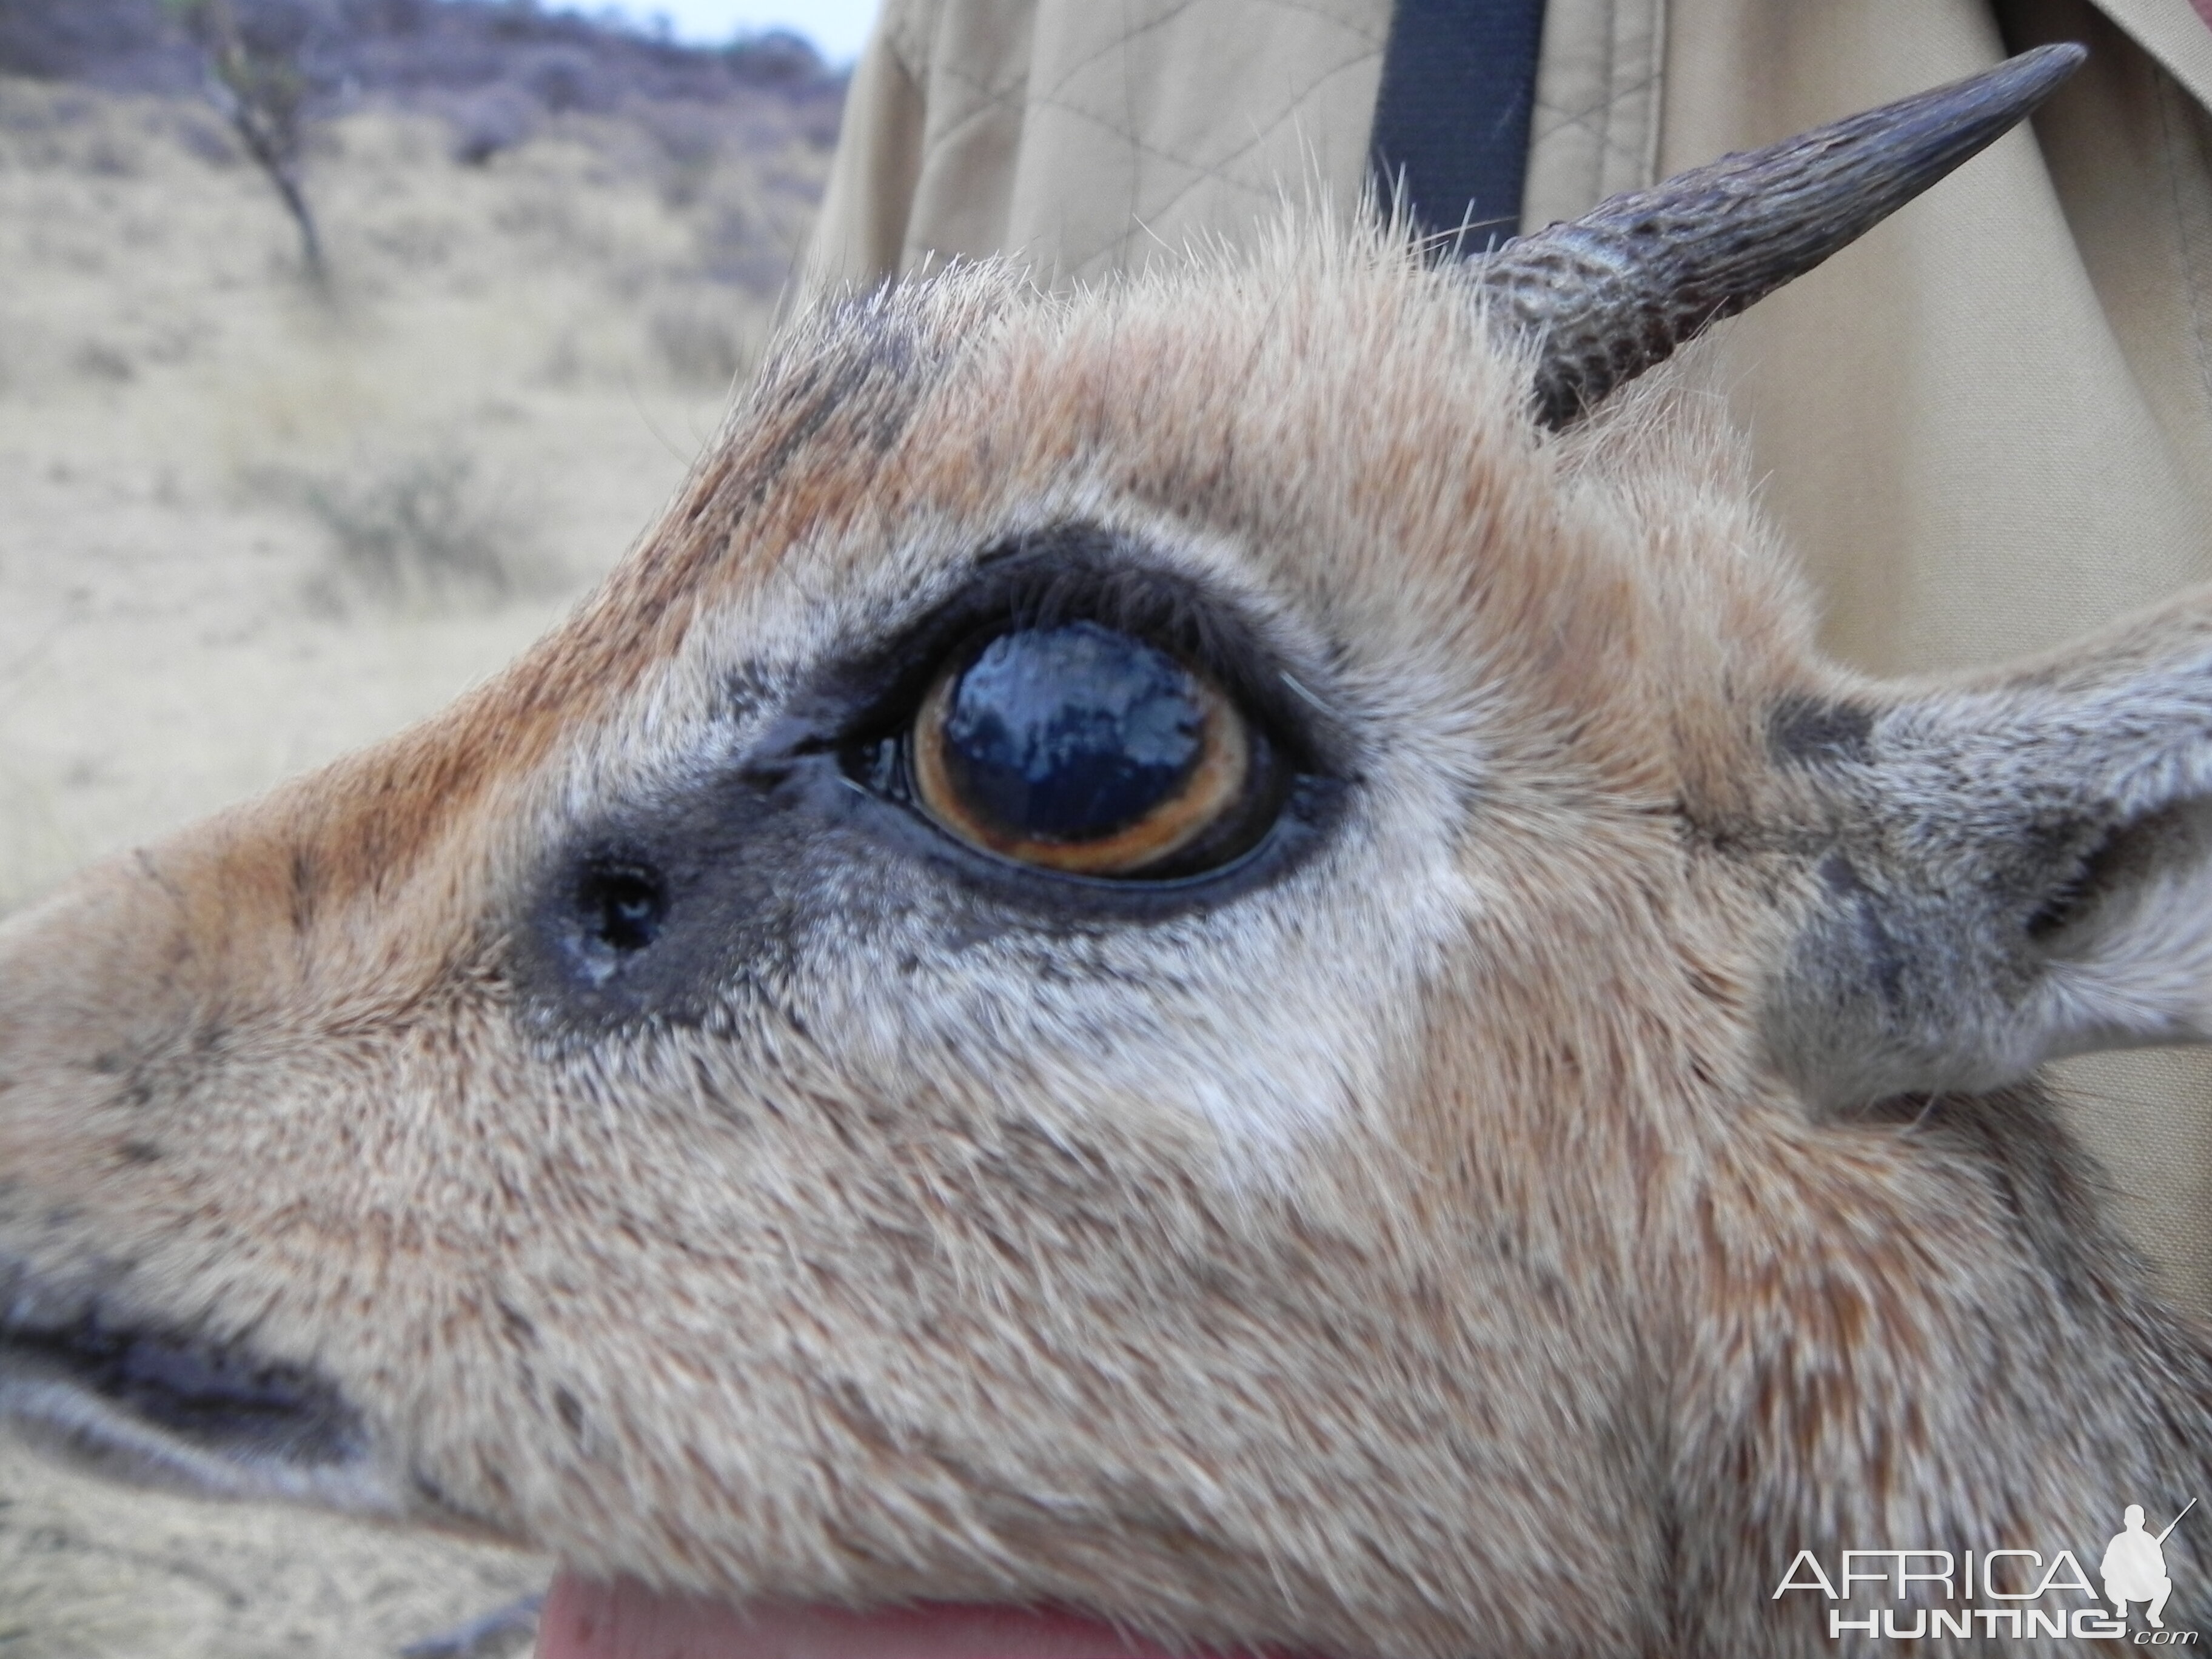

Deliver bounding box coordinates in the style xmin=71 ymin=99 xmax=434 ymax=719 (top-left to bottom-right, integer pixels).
xmin=0 ymin=71 xmax=827 ymax=1658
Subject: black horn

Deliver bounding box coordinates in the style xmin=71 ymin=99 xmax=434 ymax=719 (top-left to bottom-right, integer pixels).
xmin=1481 ymin=43 xmax=2085 ymax=429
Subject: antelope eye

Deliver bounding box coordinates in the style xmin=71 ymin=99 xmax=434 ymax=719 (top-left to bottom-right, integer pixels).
xmin=908 ymin=621 xmax=1278 ymax=878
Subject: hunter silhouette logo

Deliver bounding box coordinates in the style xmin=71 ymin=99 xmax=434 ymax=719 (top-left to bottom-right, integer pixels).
xmin=1775 ymin=1498 xmax=2200 ymax=1642
xmin=2105 ymin=1502 xmax=2194 ymax=1632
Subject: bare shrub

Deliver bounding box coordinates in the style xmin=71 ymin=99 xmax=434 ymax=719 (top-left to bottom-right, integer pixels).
xmin=695 ymin=198 xmax=794 ymax=290
xmin=72 ymin=339 xmax=135 ymax=381
xmin=515 ymin=42 xmax=608 ymax=114
xmin=649 ymin=293 xmax=751 ymax=387
xmin=82 ymin=128 xmax=141 ymax=173
xmin=258 ymin=447 xmax=532 ymax=612
xmin=448 ymin=81 xmax=534 ymax=164
xmin=167 ymin=0 xmax=333 ymax=283
xmin=642 ymin=102 xmax=718 ymax=206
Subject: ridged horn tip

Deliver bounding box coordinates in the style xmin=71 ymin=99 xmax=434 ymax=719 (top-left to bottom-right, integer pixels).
xmin=1480 ymin=42 xmax=2087 ymax=429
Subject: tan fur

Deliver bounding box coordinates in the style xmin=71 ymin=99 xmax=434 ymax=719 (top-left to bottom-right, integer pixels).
xmin=1 ymin=220 xmax=2207 ymax=1657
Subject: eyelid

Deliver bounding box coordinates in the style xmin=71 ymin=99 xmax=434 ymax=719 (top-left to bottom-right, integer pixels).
xmin=816 ymin=539 xmax=1336 ymax=781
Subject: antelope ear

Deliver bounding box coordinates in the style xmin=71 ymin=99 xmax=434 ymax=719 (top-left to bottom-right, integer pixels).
xmin=1761 ymin=599 xmax=2212 ymax=1108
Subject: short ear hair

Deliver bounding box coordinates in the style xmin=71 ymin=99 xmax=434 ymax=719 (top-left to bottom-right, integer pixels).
xmin=1761 ymin=597 xmax=2212 ymax=1108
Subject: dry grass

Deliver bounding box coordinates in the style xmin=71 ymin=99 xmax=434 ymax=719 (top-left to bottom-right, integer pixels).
xmin=0 ymin=68 xmax=831 ymax=1656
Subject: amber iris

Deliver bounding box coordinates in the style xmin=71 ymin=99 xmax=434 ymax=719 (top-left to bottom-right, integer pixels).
xmin=912 ymin=622 xmax=1251 ymax=875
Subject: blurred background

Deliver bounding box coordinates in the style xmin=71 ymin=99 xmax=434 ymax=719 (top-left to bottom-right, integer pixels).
xmin=0 ymin=0 xmax=854 ymax=1651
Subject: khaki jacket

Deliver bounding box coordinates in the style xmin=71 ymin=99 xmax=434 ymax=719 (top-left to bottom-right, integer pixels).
xmin=804 ymin=0 xmax=2212 ymax=1318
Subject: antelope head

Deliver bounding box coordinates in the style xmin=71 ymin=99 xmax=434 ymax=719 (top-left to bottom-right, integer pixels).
xmin=3 ymin=44 xmax=2204 ymax=1659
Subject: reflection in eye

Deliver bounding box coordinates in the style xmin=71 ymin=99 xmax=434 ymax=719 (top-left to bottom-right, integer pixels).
xmin=911 ymin=622 xmax=1268 ymax=877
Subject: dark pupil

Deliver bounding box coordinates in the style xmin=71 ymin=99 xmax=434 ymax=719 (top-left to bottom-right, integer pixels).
xmin=939 ymin=622 xmax=1205 ymax=843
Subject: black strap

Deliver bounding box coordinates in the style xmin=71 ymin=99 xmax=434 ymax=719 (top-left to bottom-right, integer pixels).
xmin=1369 ymin=0 xmax=1548 ymax=253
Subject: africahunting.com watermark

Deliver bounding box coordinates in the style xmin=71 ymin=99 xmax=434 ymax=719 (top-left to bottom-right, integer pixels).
xmin=1777 ymin=1500 xmax=2199 ymax=1642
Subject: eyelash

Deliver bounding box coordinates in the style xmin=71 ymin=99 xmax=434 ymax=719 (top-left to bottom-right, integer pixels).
xmin=823 ymin=543 xmax=1317 ymax=757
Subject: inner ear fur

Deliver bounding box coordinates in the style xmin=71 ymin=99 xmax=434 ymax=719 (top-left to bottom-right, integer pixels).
xmin=1760 ymin=592 xmax=2212 ymax=1109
